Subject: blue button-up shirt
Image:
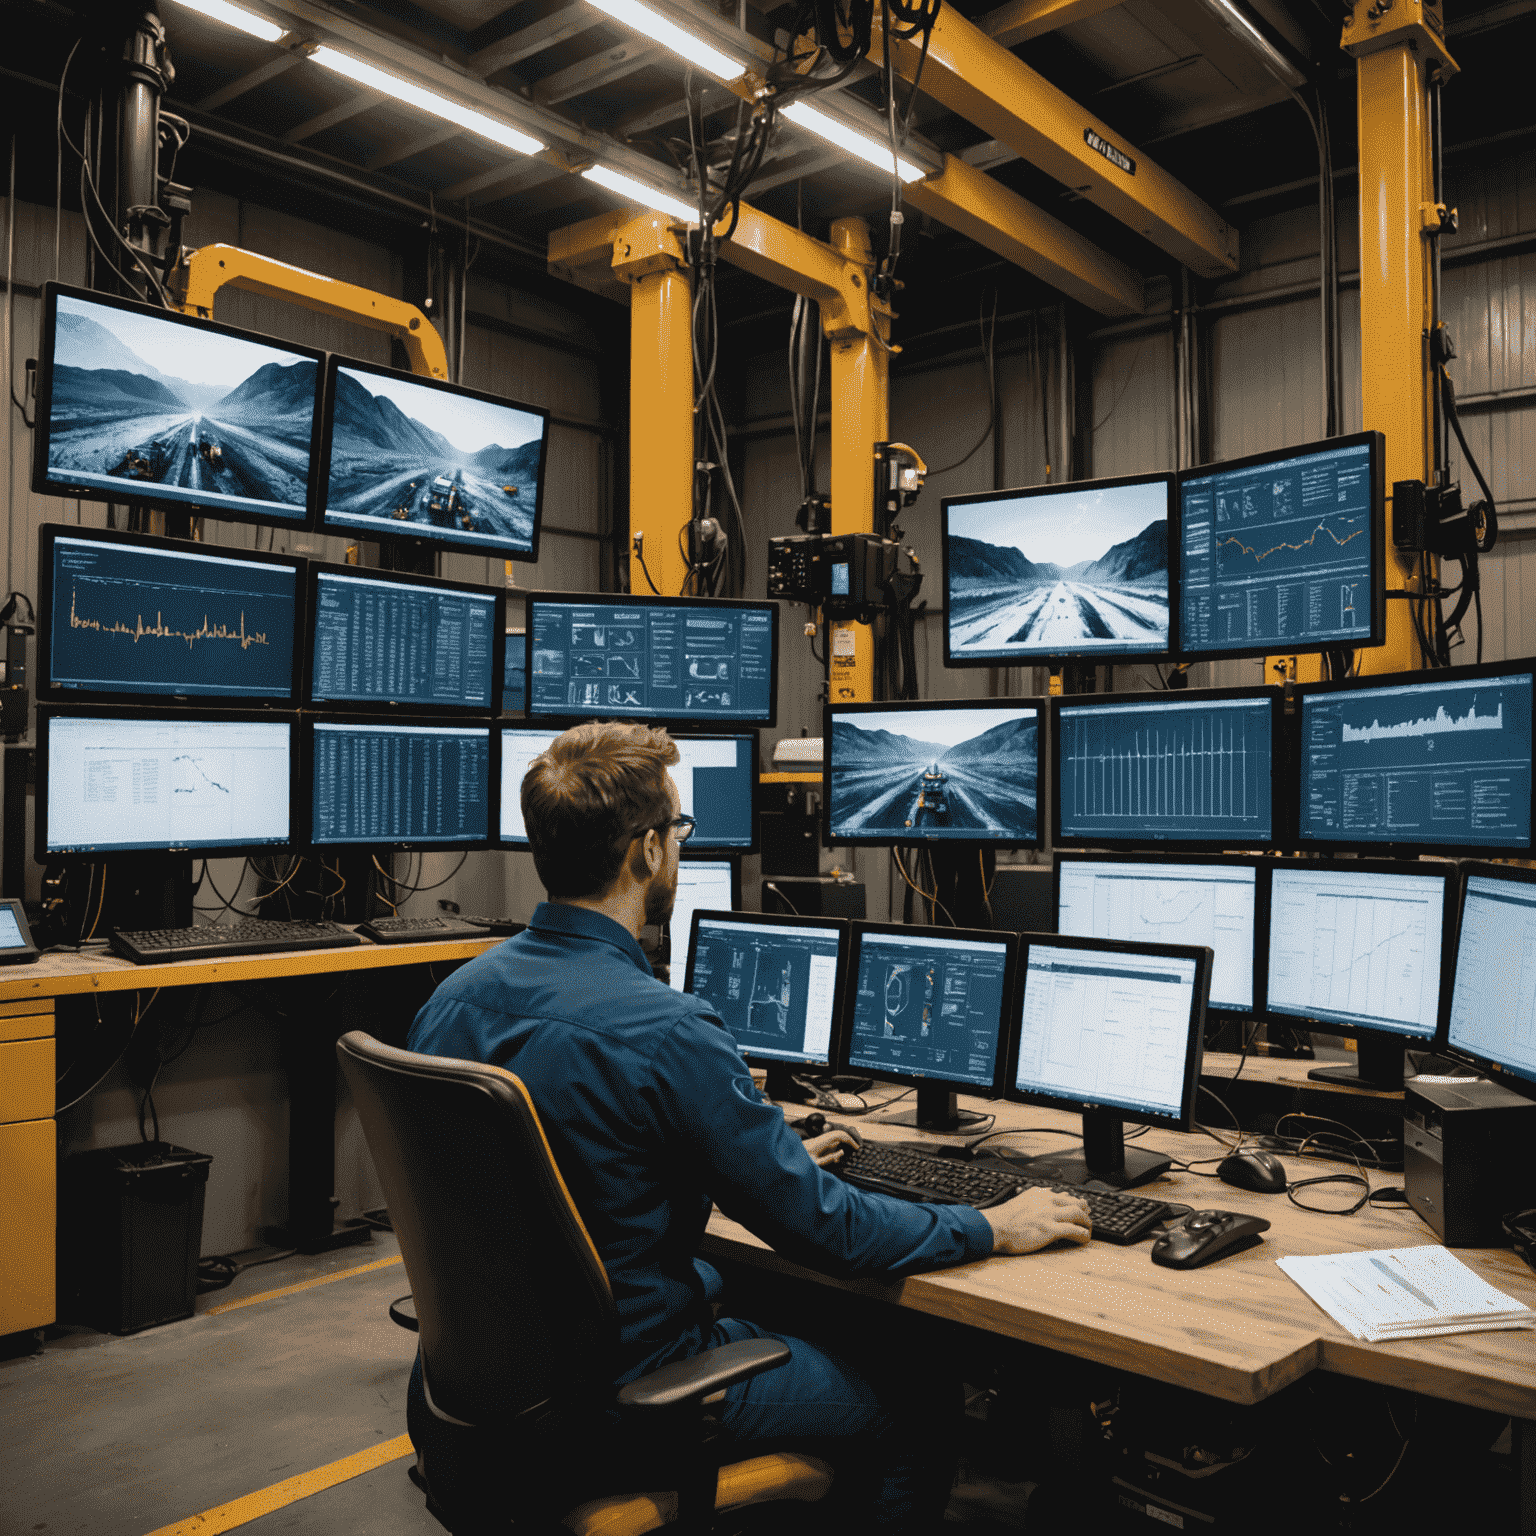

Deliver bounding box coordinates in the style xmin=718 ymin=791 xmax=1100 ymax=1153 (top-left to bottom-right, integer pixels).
xmin=408 ymin=901 xmax=994 ymax=1376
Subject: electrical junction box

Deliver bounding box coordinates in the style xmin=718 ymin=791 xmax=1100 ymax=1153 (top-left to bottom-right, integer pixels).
xmin=767 ymin=532 xmax=898 ymax=619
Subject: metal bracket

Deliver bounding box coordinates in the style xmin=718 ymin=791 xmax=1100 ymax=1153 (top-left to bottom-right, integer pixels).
xmin=1342 ymin=0 xmax=1458 ymax=74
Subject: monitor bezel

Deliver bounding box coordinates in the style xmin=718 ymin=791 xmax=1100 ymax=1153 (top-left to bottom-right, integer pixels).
xmin=1262 ymin=855 xmax=1458 ymax=1045
xmin=36 ymin=704 xmax=299 ymax=862
xmin=1175 ymin=429 xmax=1387 ymax=664
xmin=1001 ymin=930 xmax=1211 ymax=1134
xmin=683 ymin=909 xmax=851 ymax=1074
xmin=836 ymin=919 xmax=1020 ymax=1099
xmin=314 ymin=353 xmax=550 ymax=563
xmin=524 ymin=591 xmax=781 ymax=728
xmin=300 ymin=713 xmax=500 ymax=854
xmin=1049 ymin=849 xmax=1272 ymax=1020
xmin=301 ymin=560 xmax=505 ymax=716
xmin=939 ymin=470 xmax=1180 ymax=668
xmin=1292 ymin=657 xmax=1536 ymax=858
xmin=32 ymin=281 xmax=326 ymax=530
xmin=36 ymin=521 xmax=306 ymax=708
xmin=821 ymin=695 xmax=1045 ymax=850
xmin=1049 ymin=684 xmax=1285 ymax=852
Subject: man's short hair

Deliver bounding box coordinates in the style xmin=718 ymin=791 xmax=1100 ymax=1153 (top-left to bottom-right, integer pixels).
xmin=522 ymin=721 xmax=680 ymax=898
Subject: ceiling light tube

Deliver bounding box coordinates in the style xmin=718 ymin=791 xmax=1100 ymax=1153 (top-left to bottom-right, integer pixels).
xmin=311 ymin=46 xmax=545 ymax=156
xmin=781 ymin=102 xmax=925 ymax=183
xmin=582 ymin=165 xmax=700 ymax=224
xmin=166 ymin=0 xmax=287 ymax=44
xmin=585 ymin=0 xmax=745 ymax=83
xmin=1194 ymin=0 xmax=1306 ymax=89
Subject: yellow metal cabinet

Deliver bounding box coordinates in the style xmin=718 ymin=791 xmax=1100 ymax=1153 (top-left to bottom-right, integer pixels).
xmin=0 ymin=1002 xmax=56 ymax=1335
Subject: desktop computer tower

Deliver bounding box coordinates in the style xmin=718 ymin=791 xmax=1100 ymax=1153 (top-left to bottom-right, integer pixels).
xmin=1403 ymin=1078 xmax=1536 ymax=1246
xmin=986 ymin=866 xmax=1053 ymax=935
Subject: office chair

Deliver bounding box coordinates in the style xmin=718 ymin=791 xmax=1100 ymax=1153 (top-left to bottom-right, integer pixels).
xmin=336 ymin=1031 xmax=833 ymax=1536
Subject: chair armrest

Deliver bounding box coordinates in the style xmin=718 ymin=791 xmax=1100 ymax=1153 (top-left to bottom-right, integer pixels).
xmin=616 ymin=1337 xmax=790 ymax=1411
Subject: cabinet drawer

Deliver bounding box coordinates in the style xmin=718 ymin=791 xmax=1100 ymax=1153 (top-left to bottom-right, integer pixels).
xmin=0 ymin=1117 xmax=55 ymax=1332
xmin=0 ymin=1012 xmax=55 ymax=1043
xmin=0 ymin=1038 xmax=54 ymax=1123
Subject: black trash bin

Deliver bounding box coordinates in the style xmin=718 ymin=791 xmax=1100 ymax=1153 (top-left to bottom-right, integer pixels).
xmin=58 ymin=1142 xmax=213 ymax=1334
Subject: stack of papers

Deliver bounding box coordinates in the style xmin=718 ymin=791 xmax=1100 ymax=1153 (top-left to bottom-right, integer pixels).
xmin=1276 ymin=1245 xmax=1536 ymax=1343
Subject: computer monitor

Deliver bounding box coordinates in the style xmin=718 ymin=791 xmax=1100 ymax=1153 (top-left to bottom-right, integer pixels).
xmin=664 ymin=857 xmax=741 ymax=993
xmin=38 ymin=708 xmax=294 ymax=859
xmin=1178 ymin=431 xmax=1385 ymax=662
xmin=305 ymin=719 xmax=494 ymax=850
xmin=1054 ymin=852 xmax=1265 ymax=1020
xmin=839 ymin=921 xmax=1018 ymax=1131
xmin=1266 ymin=860 xmax=1456 ymax=1092
xmin=317 ymin=355 xmax=548 ymax=560
xmin=1444 ymin=863 xmax=1536 ymax=1094
xmin=1296 ymin=659 xmax=1535 ymax=856
xmin=527 ymin=594 xmax=778 ymax=726
xmin=503 ymin=629 xmax=526 ymax=714
xmin=37 ymin=523 xmax=302 ymax=705
xmin=305 ymin=564 xmax=502 ymax=714
xmin=941 ymin=472 xmax=1176 ymax=665
xmin=683 ymin=910 xmax=849 ymax=1101
xmin=33 ymin=282 xmax=323 ymax=529
xmin=824 ymin=698 xmax=1042 ymax=847
xmin=1052 ymin=687 xmax=1280 ymax=850
xmin=1003 ymin=933 xmax=1212 ymax=1188
xmin=497 ymin=728 xmax=758 ymax=852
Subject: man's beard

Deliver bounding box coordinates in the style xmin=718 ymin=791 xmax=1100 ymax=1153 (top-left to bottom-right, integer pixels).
xmin=644 ymin=861 xmax=678 ymax=927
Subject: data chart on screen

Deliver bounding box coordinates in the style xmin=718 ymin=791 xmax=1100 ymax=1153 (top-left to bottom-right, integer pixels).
xmin=1447 ymin=874 xmax=1536 ymax=1087
xmin=504 ymin=631 xmax=526 ymax=712
xmin=1300 ymin=670 xmax=1533 ymax=850
xmin=666 ymin=861 xmax=736 ymax=994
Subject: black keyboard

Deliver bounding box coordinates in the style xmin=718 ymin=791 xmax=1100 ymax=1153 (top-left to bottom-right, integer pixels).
xmin=357 ymin=915 xmax=497 ymax=944
xmin=110 ymin=919 xmax=363 ymax=965
xmin=837 ymin=1143 xmax=1172 ymax=1244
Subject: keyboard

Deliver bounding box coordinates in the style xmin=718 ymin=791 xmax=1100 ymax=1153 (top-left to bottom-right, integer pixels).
xmin=110 ymin=919 xmax=363 ymax=965
xmin=837 ymin=1143 xmax=1172 ymax=1243
xmin=357 ymin=915 xmax=497 ymax=944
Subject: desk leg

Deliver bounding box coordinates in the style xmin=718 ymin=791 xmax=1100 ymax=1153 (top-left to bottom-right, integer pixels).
xmin=1519 ymin=1417 xmax=1535 ymax=1536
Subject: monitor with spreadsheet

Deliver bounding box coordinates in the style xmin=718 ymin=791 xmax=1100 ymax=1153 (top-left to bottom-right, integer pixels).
xmin=684 ymin=911 xmax=849 ymax=1099
xmin=38 ymin=524 xmax=302 ymax=705
xmin=824 ymin=698 xmax=1041 ymax=848
xmin=1177 ymin=432 xmax=1385 ymax=662
xmin=1051 ymin=687 xmax=1280 ymax=849
xmin=504 ymin=629 xmax=526 ymax=713
xmin=941 ymin=472 xmax=1176 ymax=665
xmin=1446 ymin=864 xmax=1536 ymax=1093
xmin=663 ymin=859 xmax=740 ymax=994
xmin=38 ymin=708 xmax=294 ymax=859
xmin=305 ymin=564 xmax=502 ymax=713
xmin=1266 ymin=860 xmax=1456 ymax=1091
xmin=527 ymin=594 xmax=778 ymax=726
xmin=1003 ymin=933 xmax=1211 ymax=1188
xmin=1296 ymin=660 xmax=1535 ymax=856
xmin=498 ymin=728 xmax=757 ymax=852
xmin=839 ymin=922 xmax=1018 ymax=1131
xmin=305 ymin=719 xmax=493 ymax=850
xmin=1054 ymin=853 xmax=1264 ymax=1018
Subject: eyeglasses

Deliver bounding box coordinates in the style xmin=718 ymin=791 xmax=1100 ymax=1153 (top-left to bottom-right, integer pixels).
xmin=661 ymin=814 xmax=696 ymax=844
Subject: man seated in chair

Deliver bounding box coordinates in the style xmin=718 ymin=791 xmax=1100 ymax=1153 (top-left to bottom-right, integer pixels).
xmin=408 ymin=720 xmax=1091 ymax=1532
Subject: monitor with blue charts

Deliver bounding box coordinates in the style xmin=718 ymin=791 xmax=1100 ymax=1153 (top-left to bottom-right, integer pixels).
xmin=1446 ymin=864 xmax=1536 ymax=1092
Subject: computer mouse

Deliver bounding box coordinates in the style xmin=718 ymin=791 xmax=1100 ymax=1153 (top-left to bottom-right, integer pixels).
xmin=793 ymin=1113 xmax=826 ymax=1139
xmin=1150 ymin=1210 xmax=1271 ymax=1269
xmin=1216 ymin=1149 xmax=1289 ymax=1194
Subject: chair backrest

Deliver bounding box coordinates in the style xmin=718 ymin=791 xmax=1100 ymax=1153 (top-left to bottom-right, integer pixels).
xmin=337 ymin=1031 xmax=618 ymax=1427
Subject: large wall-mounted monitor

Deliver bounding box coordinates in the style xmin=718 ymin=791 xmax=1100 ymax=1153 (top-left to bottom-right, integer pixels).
xmin=38 ymin=523 xmax=301 ymax=706
xmin=1178 ymin=432 xmax=1385 ymax=661
xmin=941 ymin=472 xmax=1176 ymax=665
xmin=527 ymin=594 xmax=778 ymax=726
xmin=1052 ymin=687 xmax=1280 ymax=850
xmin=305 ymin=564 xmax=502 ymax=714
xmin=38 ymin=708 xmax=294 ymax=859
xmin=1445 ymin=863 xmax=1536 ymax=1094
xmin=317 ymin=356 xmax=548 ymax=561
xmin=824 ymin=698 xmax=1041 ymax=848
xmin=33 ymin=283 xmax=323 ymax=529
xmin=1296 ymin=660 xmax=1535 ymax=856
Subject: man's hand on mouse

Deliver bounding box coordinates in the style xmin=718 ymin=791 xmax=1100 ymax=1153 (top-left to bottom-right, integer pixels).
xmin=984 ymin=1187 xmax=1093 ymax=1254
xmin=802 ymin=1129 xmax=861 ymax=1167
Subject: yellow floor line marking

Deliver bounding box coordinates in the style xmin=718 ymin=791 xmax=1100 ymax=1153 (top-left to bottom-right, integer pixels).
xmin=201 ymin=1254 xmax=404 ymax=1316
xmin=142 ymin=1433 xmax=414 ymax=1536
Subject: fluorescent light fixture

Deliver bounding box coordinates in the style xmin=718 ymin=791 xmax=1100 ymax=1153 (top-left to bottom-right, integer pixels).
xmin=311 ymin=46 xmax=545 ymax=156
xmin=582 ymin=165 xmax=699 ymax=224
xmin=781 ymin=102 xmax=924 ymax=183
xmin=166 ymin=0 xmax=286 ymax=44
xmin=585 ymin=0 xmax=745 ymax=82
xmin=1195 ymin=0 xmax=1306 ymax=89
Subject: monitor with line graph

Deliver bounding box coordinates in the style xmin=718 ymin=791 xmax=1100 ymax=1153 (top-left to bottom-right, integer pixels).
xmin=1177 ymin=431 xmax=1386 ymax=662
xmin=1444 ymin=863 xmax=1536 ymax=1093
xmin=1051 ymin=687 xmax=1281 ymax=850
xmin=1295 ymin=659 xmax=1535 ymax=857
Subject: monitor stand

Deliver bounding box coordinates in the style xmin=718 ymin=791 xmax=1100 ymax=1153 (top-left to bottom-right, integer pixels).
xmin=1017 ymin=1108 xmax=1172 ymax=1190
xmin=1307 ymin=1034 xmax=1409 ymax=1093
xmin=880 ymin=1083 xmax=988 ymax=1134
xmin=762 ymin=1062 xmax=819 ymax=1105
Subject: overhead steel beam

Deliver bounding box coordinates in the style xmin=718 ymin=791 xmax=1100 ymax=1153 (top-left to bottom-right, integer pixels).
xmin=531 ymin=38 xmax=660 ymax=106
xmin=979 ymin=0 xmax=1123 ymax=47
xmin=441 ymin=159 xmax=566 ymax=205
xmin=365 ymin=123 xmax=462 ymax=170
xmin=469 ymin=10 xmax=604 ymax=77
xmin=196 ymin=49 xmax=306 ymax=112
xmin=284 ymin=89 xmax=381 ymax=142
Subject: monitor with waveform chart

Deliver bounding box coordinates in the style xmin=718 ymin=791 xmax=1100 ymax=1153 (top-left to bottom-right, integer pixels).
xmin=1177 ymin=431 xmax=1386 ymax=662
xmin=38 ymin=524 xmax=302 ymax=705
xmin=1051 ymin=687 xmax=1281 ymax=851
xmin=1296 ymin=659 xmax=1536 ymax=855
